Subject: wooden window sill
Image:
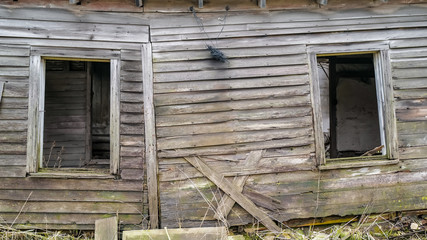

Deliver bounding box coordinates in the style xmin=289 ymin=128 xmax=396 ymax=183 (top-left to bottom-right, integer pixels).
xmin=28 ymin=168 xmax=115 ymax=179
xmin=319 ymin=157 xmax=399 ymax=170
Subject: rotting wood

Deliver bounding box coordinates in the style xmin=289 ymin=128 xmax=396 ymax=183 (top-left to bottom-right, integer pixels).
xmin=214 ymin=150 xmax=263 ymax=221
xmin=183 ymin=156 xmax=281 ymax=233
xmin=142 ymin=43 xmax=159 ymax=229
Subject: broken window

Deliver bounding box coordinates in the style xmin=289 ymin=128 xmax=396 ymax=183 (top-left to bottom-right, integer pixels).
xmin=317 ymin=54 xmax=385 ymax=159
xmin=43 ymin=60 xmax=110 ymax=168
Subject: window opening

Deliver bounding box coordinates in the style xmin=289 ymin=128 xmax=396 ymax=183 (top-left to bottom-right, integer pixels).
xmin=317 ymin=54 xmax=384 ymax=159
xmin=43 ymin=60 xmax=110 ymax=168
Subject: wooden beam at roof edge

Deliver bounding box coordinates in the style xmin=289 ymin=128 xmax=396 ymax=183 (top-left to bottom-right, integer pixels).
xmin=258 ymin=0 xmax=266 ymax=8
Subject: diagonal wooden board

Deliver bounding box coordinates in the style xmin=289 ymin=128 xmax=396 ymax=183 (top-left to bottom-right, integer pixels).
xmin=184 ymin=156 xmax=282 ymax=233
xmin=214 ymin=150 xmax=263 ymax=221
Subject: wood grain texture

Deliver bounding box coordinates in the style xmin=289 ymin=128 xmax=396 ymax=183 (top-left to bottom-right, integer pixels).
xmin=142 ymin=43 xmax=159 ymax=229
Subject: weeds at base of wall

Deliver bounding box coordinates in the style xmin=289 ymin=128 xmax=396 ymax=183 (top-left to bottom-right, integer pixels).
xmin=0 ymin=225 xmax=93 ymax=240
xmin=239 ymin=213 xmax=427 ymax=240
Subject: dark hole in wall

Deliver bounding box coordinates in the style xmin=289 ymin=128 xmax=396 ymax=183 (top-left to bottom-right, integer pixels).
xmin=43 ymin=60 xmax=110 ymax=168
xmin=317 ymin=54 xmax=382 ymax=158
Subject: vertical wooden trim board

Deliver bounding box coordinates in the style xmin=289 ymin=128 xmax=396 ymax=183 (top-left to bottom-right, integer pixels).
xmin=0 ymin=81 xmax=4 ymax=103
xmin=110 ymin=59 xmax=121 ymax=174
xmin=375 ymin=50 xmax=399 ymax=159
xmin=142 ymin=43 xmax=159 ymax=229
xmin=27 ymin=55 xmax=43 ymax=173
xmin=308 ymin=52 xmax=326 ymax=165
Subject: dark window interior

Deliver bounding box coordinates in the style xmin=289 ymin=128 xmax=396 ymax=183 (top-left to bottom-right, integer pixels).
xmin=317 ymin=54 xmax=383 ymax=158
xmin=43 ymin=60 xmax=110 ymax=168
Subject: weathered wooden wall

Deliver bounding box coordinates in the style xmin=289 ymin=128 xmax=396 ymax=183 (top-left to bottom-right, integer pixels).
xmin=0 ymin=8 xmax=149 ymax=229
xmin=0 ymin=2 xmax=427 ymax=231
xmin=150 ymin=7 xmax=427 ymax=227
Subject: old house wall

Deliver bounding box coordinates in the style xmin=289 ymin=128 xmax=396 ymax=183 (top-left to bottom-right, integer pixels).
xmin=0 ymin=2 xmax=426 ymax=230
xmin=0 ymin=8 xmax=148 ymax=229
xmin=149 ymin=7 xmax=427 ymax=227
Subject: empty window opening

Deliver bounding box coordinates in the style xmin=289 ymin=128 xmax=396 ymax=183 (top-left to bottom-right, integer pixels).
xmin=317 ymin=54 xmax=384 ymax=159
xmin=43 ymin=60 xmax=110 ymax=168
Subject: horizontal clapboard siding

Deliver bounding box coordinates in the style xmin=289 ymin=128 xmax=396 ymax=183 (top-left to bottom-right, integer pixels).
xmin=0 ymin=44 xmax=29 ymax=178
xmin=390 ymin=42 xmax=427 ymax=160
xmin=151 ymin=9 xmax=427 ymax=228
xmin=0 ymin=10 xmax=148 ymax=230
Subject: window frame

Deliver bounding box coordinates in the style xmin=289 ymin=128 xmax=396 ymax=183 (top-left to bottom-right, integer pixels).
xmin=308 ymin=43 xmax=398 ymax=166
xmin=26 ymin=48 xmax=120 ymax=175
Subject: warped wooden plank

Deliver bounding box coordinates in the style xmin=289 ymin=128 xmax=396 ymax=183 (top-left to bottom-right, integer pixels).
xmin=395 ymin=99 xmax=427 ymax=110
xmin=0 ymin=213 xmax=141 ymax=226
xmin=156 ymin=106 xmax=312 ymax=127
xmin=151 ymin=21 xmax=427 ymax=42
xmin=399 ymin=133 xmax=427 ymax=147
xmin=156 ymin=95 xmax=310 ymax=116
xmin=0 ymin=19 xmax=148 ymax=43
xmin=152 ymin=28 xmax=427 ymax=52
xmin=157 ymin=116 xmax=312 ymax=137
xmin=396 ymin=108 xmax=427 ymax=122
xmin=160 ymin=154 xmax=314 ymax=181
xmin=158 ymin=127 xmax=312 ymax=150
xmin=142 ymin=43 xmax=159 ymax=229
xmin=0 ymin=200 xmax=141 ymax=214
xmin=392 ymin=67 xmax=427 ymax=79
xmin=395 ymin=89 xmax=427 ymax=100
xmin=152 ymin=45 xmax=307 ymax=60
xmin=154 ymin=65 xmax=308 ymax=82
xmin=154 ymin=85 xmax=309 ymax=106
xmin=154 ymin=74 xmax=309 ymax=94
xmin=153 ymin=54 xmax=307 ymax=72
xmin=214 ymin=150 xmax=263 ymax=220
xmin=183 ymin=156 xmax=281 ymax=233
xmin=390 ymin=48 xmax=427 ymax=59
xmin=0 ymin=178 xmax=142 ymax=191
xmin=391 ymin=58 xmax=427 ymax=69
xmin=150 ymin=14 xmax=427 ymax=34
xmin=158 ymin=136 xmax=313 ymax=159
xmin=394 ymin=78 xmax=427 ymax=90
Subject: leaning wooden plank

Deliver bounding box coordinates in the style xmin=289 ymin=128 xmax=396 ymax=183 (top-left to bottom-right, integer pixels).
xmin=214 ymin=150 xmax=263 ymax=221
xmin=95 ymin=216 xmax=118 ymax=240
xmin=142 ymin=43 xmax=159 ymax=229
xmin=184 ymin=156 xmax=281 ymax=233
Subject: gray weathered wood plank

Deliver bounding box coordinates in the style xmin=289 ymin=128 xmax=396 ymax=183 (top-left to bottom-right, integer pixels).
xmin=142 ymin=43 xmax=159 ymax=229
xmin=95 ymin=216 xmax=118 ymax=240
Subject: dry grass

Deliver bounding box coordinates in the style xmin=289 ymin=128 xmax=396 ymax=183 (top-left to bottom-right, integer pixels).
xmin=242 ymin=213 xmax=427 ymax=240
xmin=0 ymin=225 xmax=93 ymax=240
